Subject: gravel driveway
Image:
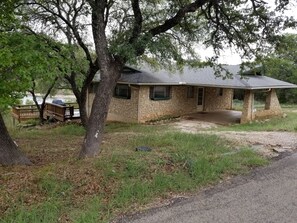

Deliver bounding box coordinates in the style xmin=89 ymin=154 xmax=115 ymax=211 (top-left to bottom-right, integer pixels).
xmin=172 ymin=120 xmax=297 ymax=158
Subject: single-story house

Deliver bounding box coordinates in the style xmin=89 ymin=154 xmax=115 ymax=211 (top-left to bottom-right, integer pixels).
xmin=86 ymin=65 xmax=297 ymax=124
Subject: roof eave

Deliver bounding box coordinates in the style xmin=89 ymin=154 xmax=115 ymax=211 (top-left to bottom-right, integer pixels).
xmin=114 ymin=82 xmax=297 ymax=90
xmin=247 ymin=85 xmax=297 ymax=90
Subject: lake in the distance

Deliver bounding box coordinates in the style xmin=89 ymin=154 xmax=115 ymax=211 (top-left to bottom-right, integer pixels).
xmin=21 ymin=94 xmax=76 ymax=105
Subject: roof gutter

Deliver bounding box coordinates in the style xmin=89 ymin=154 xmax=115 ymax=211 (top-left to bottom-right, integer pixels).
xmin=117 ymin=82 xmax=297 ymax=90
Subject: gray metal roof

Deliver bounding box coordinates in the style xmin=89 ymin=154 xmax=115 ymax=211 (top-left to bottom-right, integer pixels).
xmin=95 ymin=65 xmax=297 ymax=90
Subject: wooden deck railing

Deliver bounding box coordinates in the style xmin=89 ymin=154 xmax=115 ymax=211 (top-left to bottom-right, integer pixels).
xmin=44 ymin=103 xmax=74 ymax=122
xmin=12 ymin=102 xmax=79 ymax=123
xmin=12 ymin=105 xmax=40 ymax=123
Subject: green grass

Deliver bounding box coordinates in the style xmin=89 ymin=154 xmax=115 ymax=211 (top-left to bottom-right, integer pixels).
xmin=218 ymin=102 xmax=297 ymax=132
xmin=218 ymin=112 xmax=297 ymax=132
xmin=1 ymin=200 xmax=62 ymax=223
xmin=83 ymin=132 xmax=267 ymax=219
xmin=233 ymin=99 xmax=266 ymax=111
xmin=51 ymin=123 xmax=85 ymax=136
xmin=1 ymin=122 xmax=268 ymax=223
xmin=104 ymin=121 xmax=169 ymax=133
xmin=36 ymin=174 xmax=73 ymax=198
xmin=69 ymin=197 xmax=104 ymax=223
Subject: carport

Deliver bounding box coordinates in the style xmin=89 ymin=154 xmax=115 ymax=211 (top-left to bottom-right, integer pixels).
xmin=184 ymin=66 xmax=297 ymax=124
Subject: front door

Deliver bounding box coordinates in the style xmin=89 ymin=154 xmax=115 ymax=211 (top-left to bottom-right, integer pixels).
xmin=197 ymin=87 xmax=204 ymax=111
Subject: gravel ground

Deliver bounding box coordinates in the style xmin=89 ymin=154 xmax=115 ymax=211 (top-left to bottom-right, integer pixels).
xmin=172 ymin=120 xmax=297 ymax=158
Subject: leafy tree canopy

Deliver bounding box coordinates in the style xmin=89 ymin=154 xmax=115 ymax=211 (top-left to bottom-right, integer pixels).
xmin=0 ymin=31 xmax=75 ymax=110
xmin=21 ymin=0 xmax=296 ymax=69
xmin=0 ymin=0 xmax=19 ymax=29
xmin=260 ymin=34 xmax=297 ymax=103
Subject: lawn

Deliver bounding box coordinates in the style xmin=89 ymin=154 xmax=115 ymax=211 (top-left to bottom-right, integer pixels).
xmin=0 ymin=118 xmax=268 ymax=223
xmin=218 ymin=104 xmax=297 ymax=132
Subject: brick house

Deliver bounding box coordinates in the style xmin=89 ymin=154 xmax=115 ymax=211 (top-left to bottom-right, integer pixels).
xmin=87 ymin=65 xmax=297 ymax=123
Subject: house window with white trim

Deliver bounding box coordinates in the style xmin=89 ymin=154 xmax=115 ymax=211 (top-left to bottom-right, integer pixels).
xmin=114 ymin=84 xmax=131 ymax=99
xmin=150 ymin=86 xmax=171 ymax=100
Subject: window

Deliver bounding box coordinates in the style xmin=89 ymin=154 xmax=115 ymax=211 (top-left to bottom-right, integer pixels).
xmin=114 ymin=84 xmax=131 ymax=99
xmin=217 ymin=88 xmax=223 ymax=96
xmin=150 ymin=86 xmax=171 ymax=100
xmin=187 ymin=86 xmax=195 ymax=98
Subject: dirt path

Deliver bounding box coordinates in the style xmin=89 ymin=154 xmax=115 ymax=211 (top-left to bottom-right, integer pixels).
xmin=172 ymin=120 xmax=297 ymax=158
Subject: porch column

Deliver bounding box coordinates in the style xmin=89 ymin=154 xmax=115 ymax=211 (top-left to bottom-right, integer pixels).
xmin=240 ymin=90 xmax=254 ymax=124
xmin=265 ymin=89 xmax=282 ymax=112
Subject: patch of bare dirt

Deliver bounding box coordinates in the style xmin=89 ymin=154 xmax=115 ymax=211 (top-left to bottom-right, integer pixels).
xmin=173 ymin=120 xmax=218 ymax=132
xmin=214 ymin=131 xmax=297 ymax=158
xmin=172 ymin=120 xmax=297 ymax=158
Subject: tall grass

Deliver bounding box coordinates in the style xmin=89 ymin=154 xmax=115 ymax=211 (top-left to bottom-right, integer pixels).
xmin=1 ymin=201 xmax=62 ymax=223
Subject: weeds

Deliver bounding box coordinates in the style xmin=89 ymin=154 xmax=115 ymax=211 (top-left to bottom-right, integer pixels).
xmin=218 ymin=112 xmax=297 ymax=132
xmin=1 ymin=200 xmax=61 ymax=223
xmin=1 ymin=121 xmax=269 ymax=222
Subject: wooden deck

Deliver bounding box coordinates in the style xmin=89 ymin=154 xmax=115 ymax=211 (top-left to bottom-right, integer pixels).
xmin=12 ymin=103 xmax=80 ymax=123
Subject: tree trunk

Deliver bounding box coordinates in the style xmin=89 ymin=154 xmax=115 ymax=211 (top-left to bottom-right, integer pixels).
xmin=72 ymin=85 xmax=88 ymax=128
xmin=31 ymin=91 xmax=44 ymax=124
xmin=39 ymin=103 xmax=46 ymax=124
xmin=30 ymin=77 xmax=57 ymax=124
xmin=0 ymin=112 xmax=31 ymax=165
xmin=79 ymin=62 xmax=100 ymax=128
xmin=78 ymin=95 xmax=88 ymax=128
xmin=65 ymin=71 xmax=92 ymax=128
xmin=79 ymin=2 xmax=123 ymax=158
xmin=79 ymin=62 xmax=121 ymax=158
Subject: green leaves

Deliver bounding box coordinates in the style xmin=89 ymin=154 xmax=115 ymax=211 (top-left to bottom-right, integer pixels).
xmin=0 ymin=0 xmax=20 ymax=30
xmin=0 ymin=31 xmax=76 ymax=110
xmin=261 ymin=34 xmax=297 ymax=103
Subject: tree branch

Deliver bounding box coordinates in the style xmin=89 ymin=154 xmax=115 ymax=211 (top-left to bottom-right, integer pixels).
xmin=28 ymin=1 xmax=94 ymax=67
xmin=148 ymin=0 xmax=208 ymax=37
xmin=129 ymin=0 xmax=143 ymax=44
xmin=28 ymin=79 xmax=41 ymax=111
xmin=42 ymin=76 xmax=58 ymax=103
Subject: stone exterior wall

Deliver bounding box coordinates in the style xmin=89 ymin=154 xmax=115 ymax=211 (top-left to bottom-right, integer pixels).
xmin=87 ymin=85 xmax=235 ymax=123
xmin=240 ymin=90 xmax=255 ymax=124
xmin=87 ymin=86 xmax=139 ymax=122
xmin=108 ymin=86 xmax=139 ymax=122
xmin=203 ymin=88 xmax=233 ymax=111
xmin=240 ymin=89 xmax=283 ymax=124
xmin=254 ymin=89 xmax=283 ymax=119
xmin=137 ymin=86 xmax=233 ymax=122
xmin=137 ymin=86 xmax=197 ymax=122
